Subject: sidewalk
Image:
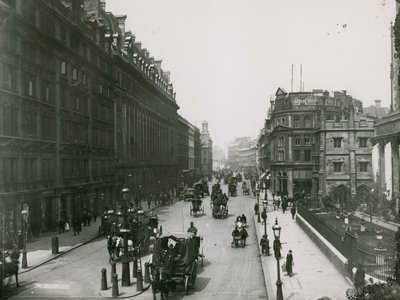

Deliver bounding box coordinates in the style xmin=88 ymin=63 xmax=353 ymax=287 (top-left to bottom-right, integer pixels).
xmin=254 ymin=205 xmax=353 ymax=300
xmin=18 ymin=198 xmax=176 ymax=274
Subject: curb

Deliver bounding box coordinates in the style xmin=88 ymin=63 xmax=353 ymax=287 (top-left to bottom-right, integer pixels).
xmin=99 ymin=283 xmax=151 ymax=299
xmin=253 ymin=215 xmax=273 ymax=300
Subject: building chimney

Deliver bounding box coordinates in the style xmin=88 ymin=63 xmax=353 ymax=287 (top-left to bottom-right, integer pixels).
xmin=116 ymin=14 xmax=127 ymax=38
xmin=375 ymin=100 xmax=381 ymax=108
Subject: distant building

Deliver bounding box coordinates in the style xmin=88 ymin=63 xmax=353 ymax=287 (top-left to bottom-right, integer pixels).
xmin=363 ymin=100 xmax=389 ymax=119
xmin=201 ymin=121 xmax=213 ymax=176
xmin=238 ymin=140 xmax=257 ymax=171
xmin=213 ymin=145 xmax=226 ymax=171
xmin=227 ymin=137 xmax=251 ymax=171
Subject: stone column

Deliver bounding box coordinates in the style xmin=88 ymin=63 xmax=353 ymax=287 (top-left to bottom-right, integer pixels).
xmin=379 ymin=142 xmax=386 ymax=194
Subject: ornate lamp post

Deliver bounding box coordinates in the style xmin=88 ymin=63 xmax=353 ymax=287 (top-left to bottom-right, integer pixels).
xmin=262 ymin=200 xmax=268 ymax=236
xmin=272 ymin=218 xmax=283 ymax=300
xmin=257 ymin=189 xmax=261 ymax=223
xmin=21 ymin=208 xmax=29 ymax=269
xmin=121 ymin=187 xmax=130 ymax=286
xmin=369 ymin=188 xmax=374 ymax=232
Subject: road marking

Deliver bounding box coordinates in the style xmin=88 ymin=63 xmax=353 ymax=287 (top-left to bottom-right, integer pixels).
xmin=34 ymin=283 xmax=71 ymax=290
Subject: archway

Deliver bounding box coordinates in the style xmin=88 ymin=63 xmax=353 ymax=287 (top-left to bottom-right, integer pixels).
xmin=332 ymin=185 xmax=350 ymax=210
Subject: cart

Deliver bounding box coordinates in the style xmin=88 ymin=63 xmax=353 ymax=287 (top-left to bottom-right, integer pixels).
xmin=151 ymin=232 xmax=204 ymax=296
xmin=190 ymin=198 xmax=204 ymax=216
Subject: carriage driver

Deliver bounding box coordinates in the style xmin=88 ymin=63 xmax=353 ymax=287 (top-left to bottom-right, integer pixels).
xmin=187 ymin=222 xmax=198 ymax=235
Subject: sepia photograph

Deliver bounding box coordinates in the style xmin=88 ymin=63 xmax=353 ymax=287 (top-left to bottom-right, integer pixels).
xmin=0 ymin=0 xmax=400 ymax=299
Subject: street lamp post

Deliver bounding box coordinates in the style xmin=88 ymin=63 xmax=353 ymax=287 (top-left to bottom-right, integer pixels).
xmin=121 ymin=188 xmax=130 ymax=286
xmin=369 ymin=189 xmax=374 ymax=232
xmin=257 ymin=189 xmax=261 ymax=223
xmin=272 ymin=218 xmax=283 ymax=300
xmin=262 ymin=200 xmax=268 ymax=236
xmin=21 ymin=208 xmax=28 ymax=269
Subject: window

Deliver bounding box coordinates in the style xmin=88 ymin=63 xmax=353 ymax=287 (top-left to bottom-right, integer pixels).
xmin=295 ymin=136 xmax=301 ymax=145
xmin=333 ymin=138 xmax=342 ymax=148
xmin=333 ymin=162 xmax=343 ymax=173
xmin=82 ymin=72 xmax=87 ymax=86
xmin=305 ymin=136 xmax=311 ymax=145
xmin=304 ymin=116 xmax=312 ymax=128
xmin=299 ymin=98 xmax=306 ymax=105
xmin=72 ymin=67 xmax=77 ymax=81
xmin=60 ymin=61 xmax=66 ymax=75
xmin=359 ymin=138 xmax=368 ymax=148
xmin=359 ymin=162 xmax=368 ymax=172
xmin=278 ymin=150 xmax=285 ymax=161
xmin=99 ymin=83 xmax=103 ymax=94
xmin=2 ymin=63 xmax=17 ymax=91
xmin=24 ymin=73 xmax=35 ymax=97
xmin=281 ymin=117 xmax=285 ymax=125
xmin=294 ymin=150 xmax=301 ymax=161
xmin=304 ymin=150 xmax=311 ymax=161
xmin=278 ymin=136 xmax=285 ymax=147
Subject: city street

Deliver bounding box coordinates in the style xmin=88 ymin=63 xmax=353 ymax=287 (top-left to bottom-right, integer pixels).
xmin=7 ymin=181 xmax=267 ymax=300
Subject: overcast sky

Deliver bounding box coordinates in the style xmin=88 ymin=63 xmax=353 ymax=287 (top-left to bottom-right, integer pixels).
xmin=106 ymin=0 xmax=396 ymax=149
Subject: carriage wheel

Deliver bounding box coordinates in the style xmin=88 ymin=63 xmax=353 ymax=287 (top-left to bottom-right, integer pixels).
xmin=184 ymin=275 xmax=190 ymax=295
xmin=192 ymin=263 xmax=197 ymax=286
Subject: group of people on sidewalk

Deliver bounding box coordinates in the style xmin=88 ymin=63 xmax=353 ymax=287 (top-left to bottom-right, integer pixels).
xmin=58 ymin=212 xmax=97 ymax=236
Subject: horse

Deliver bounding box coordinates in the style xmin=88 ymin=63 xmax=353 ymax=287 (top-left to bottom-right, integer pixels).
xmin=0 ymin=250 xmax=20 ymax=290
xmin=151 ymin=266 xmax=170 ymax=300
xmin=107 ymin=235 xmax=117 ymax=263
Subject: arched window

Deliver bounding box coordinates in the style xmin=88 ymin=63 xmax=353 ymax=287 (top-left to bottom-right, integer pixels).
xmin=278 ymin=136 xmax=285 ymax=147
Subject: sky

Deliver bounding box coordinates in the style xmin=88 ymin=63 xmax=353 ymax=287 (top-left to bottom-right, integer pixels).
xmin=106 ymin=0 xmax=396 ymax=149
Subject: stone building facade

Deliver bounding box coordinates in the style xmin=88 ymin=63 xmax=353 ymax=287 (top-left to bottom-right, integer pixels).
xmin=266 ymin=87 xmax=367 ymax=200
xmin=0 ymin=0 xmax=181 ymax=236
xmin=312 ymin=106 xmax=375 ymax=207
xmin=200 ymin=121 xmax=213 ymax=176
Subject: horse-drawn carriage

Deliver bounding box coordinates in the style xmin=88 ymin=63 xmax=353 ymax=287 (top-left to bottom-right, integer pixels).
xmin=211 ymin=195 xmax=228 ymax=218
xmin=242 ymin=182 xmax=250 ymax=195
xmin=101 ymin=208 xmax=161 ymax=254
xmin=228 ymin=183 xmax=237 ymax=197
xmin=183 ymin=188 xmax=196 ymax=201
xmin=151 ymin=232 xmax=203 ymax=297
xmin=190 ymin=198 xmax=204 ymax=216
xmin=192 ymin=182 xmax=204 ymax=198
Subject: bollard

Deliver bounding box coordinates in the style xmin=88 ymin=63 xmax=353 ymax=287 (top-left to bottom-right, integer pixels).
xmin=112 ymin=273 xmax=119 ymax=298
xmin=132 ymin=258 xmax=138 ymax=278
xmin=111 ymin=261 xmax=116 ymax=282
xmin=51 ymin=236 xmax=59 ymax=254
xmin=101 ymin=268 xmax=108 ymax=290
xmin=144 ymin=262 xmax=150 ymax=283
xmin=136 ymin=268 xmax=143 ymax=291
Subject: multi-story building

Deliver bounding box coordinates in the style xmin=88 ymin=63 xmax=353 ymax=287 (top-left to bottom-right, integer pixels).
xmin=177 ymin=115 xmax=190 ymax=172
xmin=213 ymin=145 xmax=226 ymax=171
xmin=238 ymin=139 xmax=257 ymax=171
xmin=200 ymin=121 xmax=212 ymax=177
xmin=267 ymin=87 xmax=366 ymax=200
xmin=227 ymin=137 xmax=251 ymax=171
xmin=0 ymin=0 xmax=179 ymax=236
xmin=194 ymin=127 xmax=202 ymax=177
xmin=312 ymin=105 xmax=375 ymax=207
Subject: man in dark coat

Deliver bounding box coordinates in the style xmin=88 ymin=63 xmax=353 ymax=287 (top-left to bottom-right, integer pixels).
xmin=254 ymin=203 xmax=259 ymax=216
xmin=285 ymin=250 xmax=294 ymax=277
xmin=291 ymin=205 xmax=297 ymax=219
xmin=273 ymin=238 xmax=281 ymax=259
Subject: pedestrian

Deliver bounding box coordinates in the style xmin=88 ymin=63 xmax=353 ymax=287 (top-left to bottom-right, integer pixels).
xmin=277 ymin=197 xmax=281 ymax=209
xmin=354 ymin=263 xmax=366 ymax=296
xmin=59 ymin=219 xmax=65 ymax=234
xmin=254 ymin=202 xmax=259 ymax=216
xmin=240 ymin=227 xmax=248 ymax=246
xmin=285 ymin=250 xmax=294 ymax=277
xmin=260 ymin=234 xmax=269 ymax=255
xmin=92 ymin=211 xmax=97 ymax=223
xmin=64 ymin=221 xmax=70 ymax=232
xmin=273 ymin=238 xmax=281 ymax=259
xmin=87 ymin=212 xmax=91 ymax=227
xmin=291 ymin=205 xmax=297 ymax=219
xmin=282 ymin=197 xmax=287 ymax=213
xmin=187 ymin=222 xmax=198 ymax=235
xmin=261 ymin=209 xmax=267 ymax=225
xmin=72 ymin=217 xmax=79 ymax=236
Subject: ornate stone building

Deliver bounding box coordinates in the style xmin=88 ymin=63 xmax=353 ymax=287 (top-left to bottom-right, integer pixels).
xmin=266 ymin=87 xmax=369 ymax=201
